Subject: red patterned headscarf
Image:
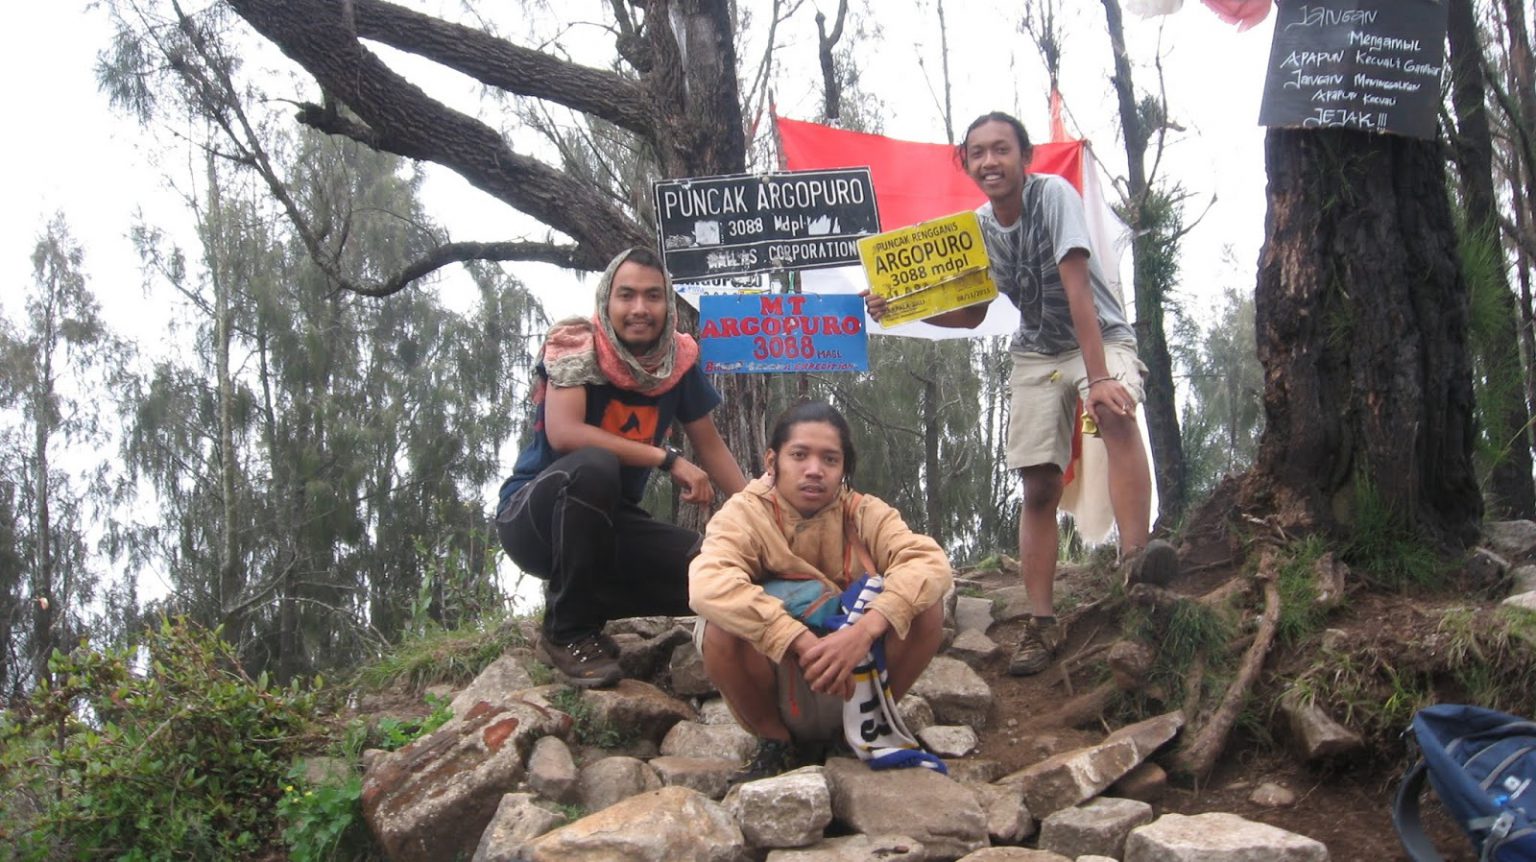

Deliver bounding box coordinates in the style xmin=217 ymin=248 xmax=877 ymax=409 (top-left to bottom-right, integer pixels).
xmin=532 ymin=248 xmax=699 ymax=403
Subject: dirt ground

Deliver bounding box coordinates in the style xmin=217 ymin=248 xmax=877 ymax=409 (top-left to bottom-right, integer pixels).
xmin=963 ymin=558 xmax=1482 ymax=862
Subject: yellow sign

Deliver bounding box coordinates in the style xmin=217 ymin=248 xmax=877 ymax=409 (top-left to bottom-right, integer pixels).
xmin=877 ymin=268 xmax=997 ymax=328
xmin=857 ymin=210 xmax=997 ymax=327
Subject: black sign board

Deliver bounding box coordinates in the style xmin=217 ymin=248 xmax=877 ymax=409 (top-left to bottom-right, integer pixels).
xmin=1258 ymin=0 xmax=1447 ymax=140
xmin=653 ymin=168 xmax=880 ymax=280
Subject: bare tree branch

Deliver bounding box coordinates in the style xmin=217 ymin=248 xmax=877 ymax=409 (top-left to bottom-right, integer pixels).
xmin=227 ymin=0 xmax=650 ymax=269
xmin=349 ymin=0 xmax=656 ymax=138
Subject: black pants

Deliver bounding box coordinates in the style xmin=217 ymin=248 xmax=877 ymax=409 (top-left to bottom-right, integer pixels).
xmin=495 ymin=447 xmax=700 ymax=644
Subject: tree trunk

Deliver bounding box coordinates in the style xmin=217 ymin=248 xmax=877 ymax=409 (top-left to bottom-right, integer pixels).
xmin=1242 ymin=128 xmax=1481 ymax=547
xmin=206 ymin=154 xmax=248 ymax=635
xmin=923 ymin=352 xmax=943 ymax=544
xmin=31 ymin=387 xmax=52 ymax=688
xmin=654 ymin=0 xmax=762 ymax=526
xmin=1100 ymin=0 xmax=1187 ymax=528
xmin=1447 ymin=0 xmax=1535 ymax=518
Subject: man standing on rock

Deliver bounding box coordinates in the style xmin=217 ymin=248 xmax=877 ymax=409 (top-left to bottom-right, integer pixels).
xmin=864 ymin=111 xmax=1176 ymax=677
xmin=495 ymin=247 xmax=746 ymax=689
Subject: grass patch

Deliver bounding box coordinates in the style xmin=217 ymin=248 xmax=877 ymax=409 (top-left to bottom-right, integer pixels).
xmin=1275 ymin=536 xmax=1335 ymax=645
xmin=353 ymin=616 xmax=528 ymax=694
xmin=1341 ymin=480 xmax=1446 ymax=592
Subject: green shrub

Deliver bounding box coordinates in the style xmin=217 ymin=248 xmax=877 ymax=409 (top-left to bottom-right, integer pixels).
xmin=278 ymin=766 xmax=368 ymax=862
xmin=0 ymin=618 xmax=321 ymax=860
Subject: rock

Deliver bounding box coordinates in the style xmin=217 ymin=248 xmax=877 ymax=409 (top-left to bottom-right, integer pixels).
xmin=449 ymin=652 xmax=535 ymax=718
xmin=576 ymin=755 xmax=662 ymax=812
xmin=527 ymin=736 xmax=579 ymax=804
xmin=360 ymin=747 xmax=386 ymax=773
xmin=1107 ymin=641 xmax=1157 ymax=689
xmin=955 ymin=850 xmax=1071 ymax=861
xmin=698 ymin=697 xmax=741 ymax=726
xmin=605 ymin=616 xmax=679 ymax=639
xmin=909 ymin=656 xmax=994 ymax=728
xmin=578 ymin=679 xmax=695 ymax=745
xmin=668 ymin=641 xmax=715 ymax=697
xmin=1512 ymin=564 xmax=1536 ymax=595
xmin=945 ymin=758 xmax=1006 ymax=784
xmin=954 ymin=595 xmax=997 ymax=634
xmin=298 ymin=755 xmax=351 ymax=786
xmin=471 ymin=793 xmax=566 ymax=862
xmin=1310 ymin=553 xmax=1348 ymax=610
xmin=949 ymin=630 xmax=1002 ymax=666
xmin=361 ymin=700 xmax=570 ymax=862
xmin=1078 ymin=857 xmax=1118 ymax=862
xmin=1503 ymin=591 xmax=1536 ymax=612
xmin=517 ymin=786 xmax=747 ymax=861
xmin=1465 ymin=548 xmax=1510 ymax=591
xmin=998 ymin=711 xmax=1184 ymax=816
xmin=967 ymin=781 xmax=1035 ymax=844
xmin=650 ymin=755 xmax=737 ymax=800
xmin=1250 ymin=781 xmax=1296 ymax=807
xmin=1125 ymin=812 xmax=1329 ymax=861
xmin=726 ymin=766 xmax=833 ymax=849
xmin=824 ymin=757 xmax=988 ymax=859
xmin=1038 ymin=797 xmax=1154 ymax=859
xmin=1278 ymin=690 xmax=1363 ymax=762
xmin=764 ymin=833 xmax=927 ymax=861
xmin=1107 ymin=761 xmax=1168 ymax=803
xmin=919 ymin=725 xmax=979 ymax=758
xmin=987 ymin=585 xmax=1033 ymax=623
xmin=660 ymin=720 xmax=758 ymax=763
xmin=613 ymin=625 xmax=693 ymax=680
xmin=899 ymin=695 xmax=937 ymax=733
xmin=1319 ymin=628 xmax=1350 ymax=652
xmin=1483 ymin=520 xmax=1536 ymax=559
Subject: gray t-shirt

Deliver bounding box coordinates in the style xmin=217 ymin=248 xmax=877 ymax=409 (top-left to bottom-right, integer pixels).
xmin=977 ymin=173 xmax=1135 ymax=356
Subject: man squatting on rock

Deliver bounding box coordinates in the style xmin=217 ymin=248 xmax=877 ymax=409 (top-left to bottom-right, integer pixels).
xmin=689 ymin=400 xmax=951 ymax=779
xmin=494 ymin=247 xmax=746 ymax=689
xmin=864 ymin=111 xmax=1177 ymax=678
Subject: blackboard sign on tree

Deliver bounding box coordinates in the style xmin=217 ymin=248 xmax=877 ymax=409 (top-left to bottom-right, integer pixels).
xmin=1258 ymin=0 xmax=1448 ymax=140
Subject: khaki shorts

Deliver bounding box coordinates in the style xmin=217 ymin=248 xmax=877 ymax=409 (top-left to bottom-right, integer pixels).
xmin=1006 ymin=341 xmax=1147 ymax=472
xmin=692 ymin=618 xmax=843 ymax=743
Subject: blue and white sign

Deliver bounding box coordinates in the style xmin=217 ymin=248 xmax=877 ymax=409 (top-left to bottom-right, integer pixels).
xmin=698 ymin=293 xmax=869 ymax=374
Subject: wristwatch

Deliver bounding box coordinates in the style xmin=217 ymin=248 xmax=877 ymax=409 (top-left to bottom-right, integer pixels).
xmin=659 ymin=445 xmax=682 ymax=472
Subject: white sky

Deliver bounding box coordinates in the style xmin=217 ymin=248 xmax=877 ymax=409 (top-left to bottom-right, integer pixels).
xmin=1 ymin=0 xmax=1274 ymax=325
xmin=0 ymin=1 xmax=1275 ymax=605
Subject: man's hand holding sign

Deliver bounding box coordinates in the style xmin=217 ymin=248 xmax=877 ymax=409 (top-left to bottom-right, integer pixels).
xmin=856 ymin=211 xmax=997 ymax=328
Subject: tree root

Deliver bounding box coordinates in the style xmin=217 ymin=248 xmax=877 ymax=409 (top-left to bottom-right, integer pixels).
xmin=1167 ymin=549 xmax=1282 ymax=781
xmin=1023 ymin=640 xmax=1154 ymax=731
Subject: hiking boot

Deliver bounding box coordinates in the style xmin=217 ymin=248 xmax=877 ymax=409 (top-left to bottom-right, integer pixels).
xmin=729 ymin=738 xmax=795 ymax=786
xmin=536 ymin=632 xmax=623 ymax=689
xmin=595 ymin=630 xmax=621 ymax=659
xmin=1122 ymin=539 xmax=1179 ymax=589
xmin=1008 ymin=616 xmax=1065 ymax=677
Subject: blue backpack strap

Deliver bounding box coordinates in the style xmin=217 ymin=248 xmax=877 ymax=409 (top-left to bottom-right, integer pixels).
xmin=1395 ymin=757 xmax=1447 ymax=862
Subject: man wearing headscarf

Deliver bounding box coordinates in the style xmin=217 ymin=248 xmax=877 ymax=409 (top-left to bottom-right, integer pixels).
xmin=495 ymin=247 xmax=746 ymax=688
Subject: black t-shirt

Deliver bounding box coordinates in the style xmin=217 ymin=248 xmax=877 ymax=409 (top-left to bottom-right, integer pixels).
xmin=501 ymin=363 xmax=722 ymax=505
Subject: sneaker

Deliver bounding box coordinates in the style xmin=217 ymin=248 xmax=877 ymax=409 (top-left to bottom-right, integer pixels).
xmin=1008 ymin=616 xmax=1065 ymax=677
xmin=536 ymin=632 xmax=623 ymax=689
xmin=1122 ymin=539 xmax=1179 ymax=589
xmin=729 ymin=738 xmax=795 ymax=786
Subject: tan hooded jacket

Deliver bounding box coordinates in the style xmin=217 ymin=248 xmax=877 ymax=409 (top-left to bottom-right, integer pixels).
xmin=688 ymin=475 xmax=952 ymax=663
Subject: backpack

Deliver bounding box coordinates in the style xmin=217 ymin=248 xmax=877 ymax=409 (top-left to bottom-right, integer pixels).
xmin=1394 ymin=704 xmax=1536 ymax=862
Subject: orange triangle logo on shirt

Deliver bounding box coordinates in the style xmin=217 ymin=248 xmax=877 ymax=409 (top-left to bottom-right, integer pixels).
xmin=602 ymin=402 xmax=660 ymax=443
